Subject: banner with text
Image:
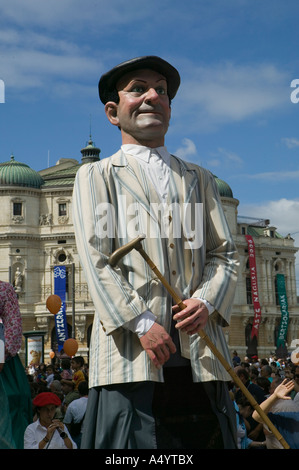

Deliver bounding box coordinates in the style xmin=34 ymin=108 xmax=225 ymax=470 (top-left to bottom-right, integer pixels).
xmin=276 ymin=274 xmax=289 ymax=348
xmin=54 ymin=265 xmax=68 ymax=351
xmin=245 ymin=235 xmax=262 ymax=339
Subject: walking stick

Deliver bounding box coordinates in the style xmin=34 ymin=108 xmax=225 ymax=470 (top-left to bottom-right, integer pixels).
xmin=109 ymin=234 xmax=290 ymax=449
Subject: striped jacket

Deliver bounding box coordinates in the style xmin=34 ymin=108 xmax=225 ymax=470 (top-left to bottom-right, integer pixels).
xmin=72 ymin=150 xmax=239 ymax=387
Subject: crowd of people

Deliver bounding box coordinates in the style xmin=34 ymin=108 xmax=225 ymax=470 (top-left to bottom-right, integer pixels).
xmin=23 ymin=356 xmax=89 ymax=449
xmin=229 ymin=351 xmax=299 ymax=449
xmin=2 ymin=341 xmax=299 ymax=450
xmin=20 ymin=351 xmax=299 ymax=450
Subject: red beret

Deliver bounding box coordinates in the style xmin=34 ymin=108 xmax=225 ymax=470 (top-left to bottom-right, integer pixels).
xmin=33 ymin=392 xmax=61 ymax=407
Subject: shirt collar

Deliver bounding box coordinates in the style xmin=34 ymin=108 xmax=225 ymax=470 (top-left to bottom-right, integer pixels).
xmin=121 ymin=144 xmax=170 ymax=166
xmin=36 ymin=419 xmax=47 ymax=431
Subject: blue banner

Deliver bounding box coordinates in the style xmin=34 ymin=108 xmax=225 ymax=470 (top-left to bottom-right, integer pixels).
xmin=54 ymin=266 xmax=68 ymax=351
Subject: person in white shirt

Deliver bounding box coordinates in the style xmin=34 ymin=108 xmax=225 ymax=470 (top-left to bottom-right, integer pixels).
xmin=63 ymin=381 xmax=88 ymax=448
xmin=24 ymin=392 xmax=77 ymax=449
xmin=45 ymin=365 xmax=54 ymax=388
xmin=73 ymin=55 xmax=239 ymax=450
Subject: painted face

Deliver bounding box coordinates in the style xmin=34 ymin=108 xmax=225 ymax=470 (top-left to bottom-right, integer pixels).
xmin=106 ymin=69 xmax=171 ymax=147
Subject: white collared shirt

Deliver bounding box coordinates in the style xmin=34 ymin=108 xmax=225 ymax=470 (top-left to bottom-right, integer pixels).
xmin=121 ymin=144 xmax=170 ymax=202
xmin=24 ymin=419 xmax=77 ymax=449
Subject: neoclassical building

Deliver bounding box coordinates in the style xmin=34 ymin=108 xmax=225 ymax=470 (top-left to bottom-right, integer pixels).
xmin=0 ymin=138 xmax=298 ymax=365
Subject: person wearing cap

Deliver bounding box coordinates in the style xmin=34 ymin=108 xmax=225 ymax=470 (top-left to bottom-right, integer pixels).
xmin=60 ymin=379 xmax=80 ymax=415
xmin=24 ymin=392 xmax=77 ymax=449
xmin=73 ymin=56 xmax=239 ymax=449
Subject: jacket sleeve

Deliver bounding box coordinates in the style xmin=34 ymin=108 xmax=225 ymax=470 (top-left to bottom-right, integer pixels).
xmin=72 ymin=162 xmax=150 ymax=335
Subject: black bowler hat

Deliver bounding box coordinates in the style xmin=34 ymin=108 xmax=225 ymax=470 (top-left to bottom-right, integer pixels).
xmin=98 ymin=55 xmax=181 ymax=104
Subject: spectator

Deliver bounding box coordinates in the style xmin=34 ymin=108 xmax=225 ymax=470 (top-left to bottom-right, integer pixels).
xmin=61 ymin=379 xmax=80 ymax=413
xmin=46 ymin=365 xmax=55 ymax=388
xmin=234 ymin=367 xmax=266 ymax=444
xmin=24 ymin=392 xmax=76 ymax=449
xmin=71 ymin=356 xmax=86 ymax=390
xmin=260 ymin=358 xmax=269 ymax=366
xmin=232 ymin=350 xmax=241 ymax=367
xmin=64 ymin=381 xmax=89 ymax=448
xmin=235 ymin=368 xmax=266 ymax=405
xmin=256 ymin=377 xmax=271 ymax=397
xmin=60 ymin=358 xmax=72 ymax=380
xmin=252 ymin=378 xmax=299 ymax=449
xmin=249 ymin=366 xmax=259 ymax=384
xmin=234 ymin=396 xmax=266 ymax=449
xmin=260 ymin=365 xmax=273 ymax=383
xmin=50 ymin=380 xmax=64 ymax=419
xmin=35 ymin=363 xmax=47 ymax=386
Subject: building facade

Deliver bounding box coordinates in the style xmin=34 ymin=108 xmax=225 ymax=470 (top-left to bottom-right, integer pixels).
xmin=0 ymin=140 xmax=298 ymax=366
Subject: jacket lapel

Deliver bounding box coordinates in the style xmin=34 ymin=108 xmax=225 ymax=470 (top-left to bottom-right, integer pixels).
xmin=168 ymin=155 xmax=200 ymax=206
xmin=112 ymin=150 xmax=161 ymax=220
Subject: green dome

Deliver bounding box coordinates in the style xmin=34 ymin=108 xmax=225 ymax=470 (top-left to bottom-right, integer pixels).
xmin=0 ymin=155 xmax=44 ymax=189
xmin=214 ymin=175 xmax=233 ymax=198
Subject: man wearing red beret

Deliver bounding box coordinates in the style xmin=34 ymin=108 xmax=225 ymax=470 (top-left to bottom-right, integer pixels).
xmin=24 ymin=392 xmax=77 ymax=449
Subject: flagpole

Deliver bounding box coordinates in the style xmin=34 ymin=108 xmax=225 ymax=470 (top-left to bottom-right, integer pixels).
xmin=72 ymin=263 xmax=75 ymax=339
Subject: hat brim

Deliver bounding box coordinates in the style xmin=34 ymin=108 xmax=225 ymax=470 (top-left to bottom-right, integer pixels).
xmin=98 ymin=56 xmax=180 ymax=104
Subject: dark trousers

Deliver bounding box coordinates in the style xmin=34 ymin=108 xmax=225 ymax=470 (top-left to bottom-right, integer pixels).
xmin=153 ymin=367 xmax=221 ymax=449
xmin=81 ymin=366 xmax=237 ymax=449
xmin=153 ymin=366 xmax=236 ymax=449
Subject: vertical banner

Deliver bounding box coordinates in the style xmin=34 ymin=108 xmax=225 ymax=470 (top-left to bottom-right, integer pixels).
xmin=276 ymin=274 xmax=289 ymax=348
xmin=54 ymin=266 xmax=68 ymax=351
xmin=245 ymin=235 xmax=262 ymax=338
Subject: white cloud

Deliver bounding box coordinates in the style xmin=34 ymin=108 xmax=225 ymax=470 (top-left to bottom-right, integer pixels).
xmin=244 ymin=170 xmax=299 ymax=181
xmin=239 ymin=198 xmax=299 ymax=294
xmin=175 ymin=138 xmax=197 ymax=159
xmin=212 ymin=147 xmax=243 ymax=166
xmin=282 ymin=138 xmax=299 ymax=149
xmin=0 ymin=29 xmax=102 ymax=100
xmin=173 ymin=61 xmax=289 ymax=132
xmin=0 ymin=1 xmax=152 ymax=31
xmin=239 ymin=198 xmax=299 ymax=235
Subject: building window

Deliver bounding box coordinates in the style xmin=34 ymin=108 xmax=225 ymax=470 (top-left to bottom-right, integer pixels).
xmin=246 ymin=277 xmax=252 ymax=304
xmin=13 ymin=202 xmax=22 ymax=216
xmin=58 ymin=253 xmax=67 ymax=263
xmin=58 ymin=203 xmax=67 ymax=216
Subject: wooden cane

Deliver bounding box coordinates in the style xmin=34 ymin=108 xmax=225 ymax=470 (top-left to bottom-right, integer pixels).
xmin=109 ymin=235 xmax=290 ymax=449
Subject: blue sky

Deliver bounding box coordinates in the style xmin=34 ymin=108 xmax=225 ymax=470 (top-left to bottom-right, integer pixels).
xmin=0 ymin=0 xmax=299 ymax=291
